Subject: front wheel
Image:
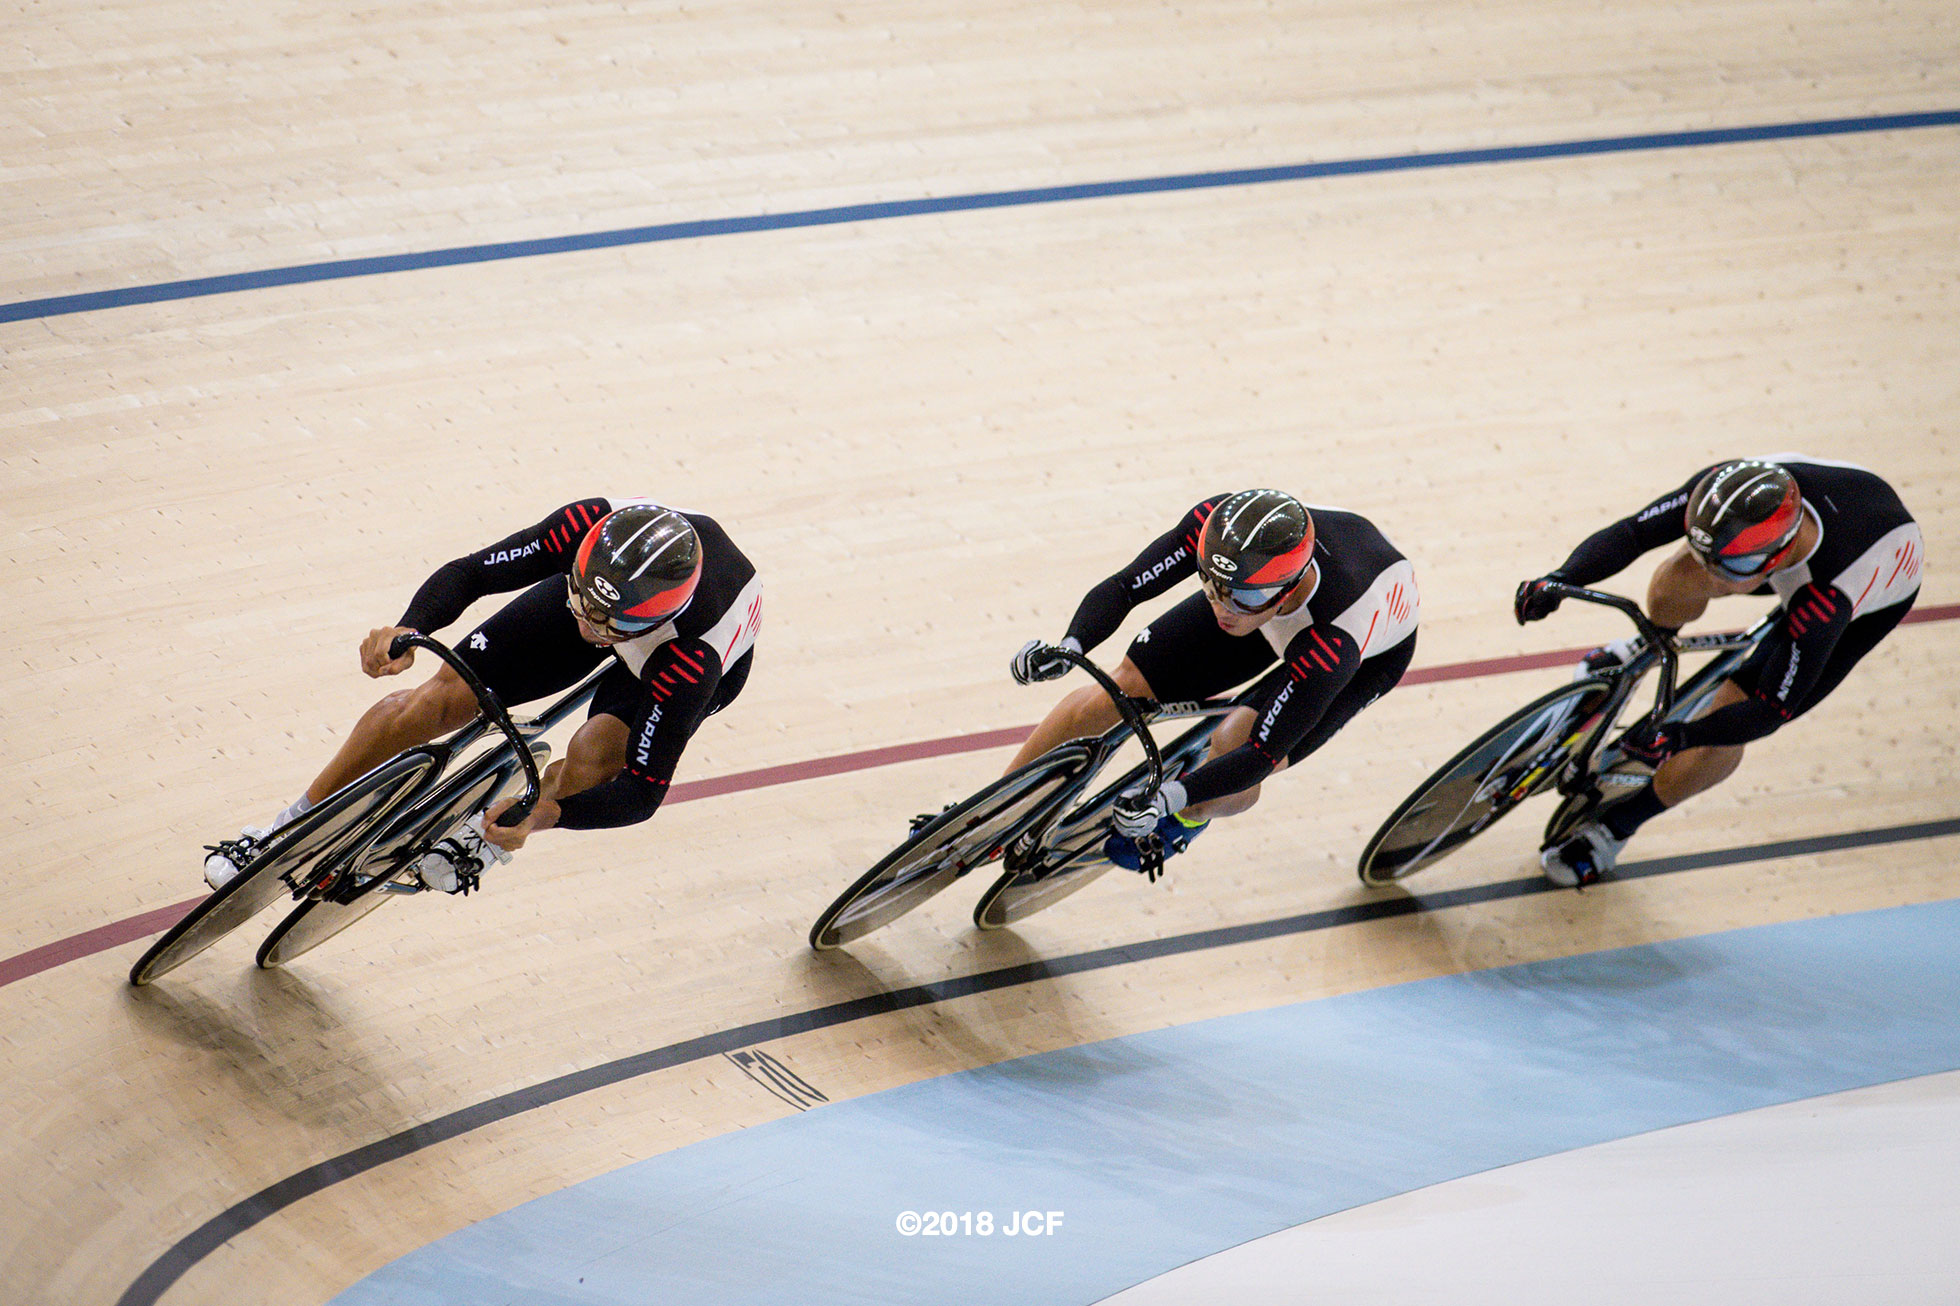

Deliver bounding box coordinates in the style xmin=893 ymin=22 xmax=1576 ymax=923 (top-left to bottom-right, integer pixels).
xmin=129 ymin=750 xmax=439 ymax=985
xmin=809 ymin=744 xmax=1092 ymax=951
xmin=1356 ymin=678 xmax=1615 ymax=886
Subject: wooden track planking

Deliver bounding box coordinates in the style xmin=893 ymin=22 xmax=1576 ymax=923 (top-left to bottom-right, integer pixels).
xmin=3 ymin=0 xmax=1958 ymax=1301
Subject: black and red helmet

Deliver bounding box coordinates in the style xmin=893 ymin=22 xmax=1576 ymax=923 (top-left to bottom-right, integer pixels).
xmin=1684 ymin=461 xmax=1804 ymax=580
xmin=568 ymin=505 xmax=702 ymax=637
xmin=1197 ymin=489 xmax=1316 ymax=613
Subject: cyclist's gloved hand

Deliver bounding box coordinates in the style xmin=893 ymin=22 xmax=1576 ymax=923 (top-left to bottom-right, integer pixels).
xmin=1513 ymin=573 xmax=1570 ymax=625
xmin=1619 ymin=718 xmax=1687 ymax=767
xmin=1011 ymin=636 xmax=1082 ymax=685
xmin=1111 ymin=779 xmax=1188 ymax=838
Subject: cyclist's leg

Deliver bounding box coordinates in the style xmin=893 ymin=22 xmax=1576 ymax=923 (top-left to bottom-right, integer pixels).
xmin=1006 ymin=594 xmax=1271 ymax=772
xmin=301 ymin=577 xmax=605 ymax=806
xmin=1612 ymin=599 xmax=1912 ymax=841
xmin=1646 ymin=544 xmax=1761 ymax=629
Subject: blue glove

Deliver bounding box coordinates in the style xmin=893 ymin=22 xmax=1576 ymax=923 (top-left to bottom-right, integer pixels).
xmin=1111 ymin=779 xmax=1188 ymax=838
xmin=1011 ymin=637 xmax=1081 ymax=685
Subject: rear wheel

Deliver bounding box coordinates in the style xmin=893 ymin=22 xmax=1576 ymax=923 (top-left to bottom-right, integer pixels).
xmin=1356 ymin=679 xmax=1615 ymax=886
xmin=809 ymin=744 xmax=1091 ymax=951
xmin=129 ymin=750 xmax=439 ymax=985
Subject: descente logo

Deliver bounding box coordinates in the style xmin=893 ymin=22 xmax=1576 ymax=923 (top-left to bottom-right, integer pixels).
xmin=1209 ymin=554 xmax=1238 ymax=574
xmin=1687 ymin=526 xmax=1713 ymax=549
xmin=484 ymin=542 xmax=544 ymax=565
xmin=594 ymin=577 xmax=621 ymax=602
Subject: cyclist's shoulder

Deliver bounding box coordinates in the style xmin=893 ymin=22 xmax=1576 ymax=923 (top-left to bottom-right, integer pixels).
xmin=1304 ymin=504 xmax=1403 ymax=563
xmin=1766 ymin=453 xmax=1910 ymax=506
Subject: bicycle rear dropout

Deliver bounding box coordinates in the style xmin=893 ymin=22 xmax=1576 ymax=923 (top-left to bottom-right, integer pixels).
xmin=1355 ymin=583 xmax=1766 ymax=887
xmin=130 ymin=633 xmax=548 ymax=985
xmin=808 ymin=649 xmax=1237 ymax=950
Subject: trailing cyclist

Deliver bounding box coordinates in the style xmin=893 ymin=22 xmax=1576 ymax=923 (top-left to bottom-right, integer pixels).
xmin=1008 ymin=489 xmax=1419 ymax=872
xmin=202 ymin=498 xmax=762 ymax=894
xmin=1515 ymin=455 xmax=1922 ymax=886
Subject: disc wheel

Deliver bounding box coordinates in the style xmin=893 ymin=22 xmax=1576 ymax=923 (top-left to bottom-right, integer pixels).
xmin=809 ymin=744 xmax=1091 ymax=951
xmin=1356 ymin=678 xmax=1615 ymax=886
xmin=129 ymin=750 xmax=439 ymax=985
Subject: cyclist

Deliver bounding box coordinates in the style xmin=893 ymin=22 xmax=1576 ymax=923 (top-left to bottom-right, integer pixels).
xmin=203 ymin=498 xmax=762 ymax=894
xmin=1516 ymin=455 xmax=1922 ymax=886
xmin=1008 ymin=489 xmax=1418 ymax=871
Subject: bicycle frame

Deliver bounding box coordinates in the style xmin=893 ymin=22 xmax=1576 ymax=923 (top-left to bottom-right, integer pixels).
xmin=1555 ymin=607 xmax=1775 ymax=799
xmin=319 ymin=652 xmax=614 ymax=902
xmin=1025 ymin=697 xmax=1244 ymax=858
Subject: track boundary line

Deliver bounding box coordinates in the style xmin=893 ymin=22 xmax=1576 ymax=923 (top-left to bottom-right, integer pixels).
xmin=7 ymin=109 xmax=1958 ymax=324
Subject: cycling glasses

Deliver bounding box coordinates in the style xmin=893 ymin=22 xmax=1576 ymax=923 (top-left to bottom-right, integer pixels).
xmin=1705 ymin=549 xmax=1780 ymax=581
xmin=566 ymin=576 xmax=668 ymax=641
xmin=1201 ymin=572 xmax=1296 ymax=616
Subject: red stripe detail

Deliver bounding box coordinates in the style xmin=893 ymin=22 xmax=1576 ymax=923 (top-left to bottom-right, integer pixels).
xmin=1854 ymin=569 xmax=1880 ymax=609
xmin=673 ymin=645 xmax=705 ymax=673
xmin=1887 ymin=547 xmax=1911 ymax=587
xmin=19 ymin=607 xmax=1960 ymax=992
xmin=1360 ymin=611 xmax=1379 ymax=655
xmin=1813 ymin=588 xmax=1838 ymax=614
xmin=1242 ymin=534 xmax=1314 ymax=585
xmin=1723 ymin=484 xmax=1802 ymax=555
xmin=1310 ymin=629 xmax=1337 ymax=658
xmin=670 ymin=662 xmax=699 ymax=684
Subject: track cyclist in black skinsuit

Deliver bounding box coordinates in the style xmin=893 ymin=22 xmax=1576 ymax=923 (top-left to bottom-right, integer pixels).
xmin=203 ymin=498 xmax=763 ymax=895
xmin=1516 ymin=455 xmax=1923 ymax=887
xmin=1007 ymin=489 xmax=1419 ymax=873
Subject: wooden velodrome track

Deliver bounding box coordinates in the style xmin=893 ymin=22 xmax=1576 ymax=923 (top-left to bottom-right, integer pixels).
xmin=4 ymin=0 xmax=1957 ymax=1301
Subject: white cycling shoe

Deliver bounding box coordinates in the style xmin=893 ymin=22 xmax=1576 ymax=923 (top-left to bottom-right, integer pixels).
xmin=1540 ymin=820 xmax=1625 ymax=888
xmin=203 ymin=826 xmax=272 ymax=891
xmin=414 ymin=812 xmax=513 ymax=895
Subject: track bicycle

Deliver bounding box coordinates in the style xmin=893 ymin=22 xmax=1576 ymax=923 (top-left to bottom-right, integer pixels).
xmin=809 ymin=648 xmax=1246 ymax=950
xmin=129 ymin=633 xmax=586 ymax=985
xmin=1356 ymin=582 xmax=1774 ymax=886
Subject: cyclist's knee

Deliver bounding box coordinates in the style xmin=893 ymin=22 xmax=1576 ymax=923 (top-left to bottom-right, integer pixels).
xmin=417 ymin=667 xmax=480 ymax=731
xmin=1111 ymin=658 xmax=1156 ymax=699
xmin=561 ymin=715 xmax=629 ymax=788
xmin=1205 ymin=707 xmax=1257 ymax=760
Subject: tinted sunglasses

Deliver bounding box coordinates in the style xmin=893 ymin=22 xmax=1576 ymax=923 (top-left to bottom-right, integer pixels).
xmin=566 ymin=576 xmax=666 ymax=640
xmin=1201 ymin=572 xmax=1295 ymax=615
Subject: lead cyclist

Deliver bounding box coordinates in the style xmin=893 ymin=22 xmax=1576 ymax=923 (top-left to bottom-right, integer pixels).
xmin=1515 ymin=456 xmax=1923 ymax=886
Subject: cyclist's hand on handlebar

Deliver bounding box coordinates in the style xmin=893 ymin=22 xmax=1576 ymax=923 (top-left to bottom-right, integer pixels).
xmin=1513 ymin=574 xmax=1569 ymax=624
xmin=1618 ymin=719 xmax=1686 ymax=768
xmin=1011 ymin=636 xmax=1081 ymax=685
xmin=362 ymin=626 xmax=420 ymax=677
xmin=481 ymin=796 xmax=557 ymax=851
xmin=1112 ymin=779 xmax=1188 ymax=838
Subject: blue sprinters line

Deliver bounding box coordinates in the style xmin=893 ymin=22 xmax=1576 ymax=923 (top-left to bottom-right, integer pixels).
xmin=7 ymin=109 xmax=1959 ymax=326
